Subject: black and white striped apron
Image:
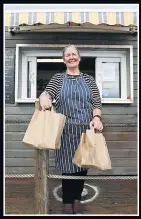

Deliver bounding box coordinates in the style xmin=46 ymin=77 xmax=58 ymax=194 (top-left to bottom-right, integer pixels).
xmin=55 ymin=73 xmax=93 ymax=173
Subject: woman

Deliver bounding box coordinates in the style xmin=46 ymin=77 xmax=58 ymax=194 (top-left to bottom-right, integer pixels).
xmin=39 ymin=45 xmax=103 ymax=214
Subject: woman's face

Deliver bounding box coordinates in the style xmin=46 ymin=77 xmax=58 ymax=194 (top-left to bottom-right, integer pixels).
xmin=63 ymin=46 xmax=80 ymax=69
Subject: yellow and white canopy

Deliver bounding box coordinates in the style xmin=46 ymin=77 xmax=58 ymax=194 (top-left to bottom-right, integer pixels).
xmin=5 ymin=11 xmax=137 ymax=33
xmin=5 ymin=11 xmax=137 ymax=26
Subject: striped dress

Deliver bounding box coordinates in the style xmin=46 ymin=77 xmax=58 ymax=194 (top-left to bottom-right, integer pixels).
xmin=43 ymin=72 xmax=102 ymax=173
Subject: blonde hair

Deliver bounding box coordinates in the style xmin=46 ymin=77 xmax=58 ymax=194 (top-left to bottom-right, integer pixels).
xmin=62 ymin=45 xmax=80 ymax=60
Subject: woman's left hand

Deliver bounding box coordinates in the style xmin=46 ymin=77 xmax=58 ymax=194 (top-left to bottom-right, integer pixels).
xmin=90 ymin=117 xmax=103 ymax=132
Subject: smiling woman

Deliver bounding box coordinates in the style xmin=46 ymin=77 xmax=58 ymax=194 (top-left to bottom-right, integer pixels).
xmin=62 ymin=45 xmax=81 ymax=75
xmin=39 ymin=45 xmax=102 ymax=214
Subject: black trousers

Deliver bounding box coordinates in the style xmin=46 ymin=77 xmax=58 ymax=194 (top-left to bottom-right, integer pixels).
xmin=62 ymin=170 xmax=88 ymax=204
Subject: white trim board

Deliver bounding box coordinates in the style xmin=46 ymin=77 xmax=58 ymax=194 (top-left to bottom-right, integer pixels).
xmin=4 ymin=4 xmax=139 ymax=12
xmin=17 ymin=44 xmax=133 ymax=49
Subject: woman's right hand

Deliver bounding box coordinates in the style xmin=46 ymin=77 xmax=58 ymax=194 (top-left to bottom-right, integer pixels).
xmin=39 ymin=94 xmax=52 ymax=111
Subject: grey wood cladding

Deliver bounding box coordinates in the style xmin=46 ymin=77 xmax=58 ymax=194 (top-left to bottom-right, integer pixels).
xmin=5 ymin=149 xmax=137 ymax=160
xmin=5 ymin=130 xmax=138 ymax=175
xmin=5 ymin=31 xmax=138 ymax=175
xmin=5 ymin=166 xmax=137 ymax=175
xmin=5 ymin=157 xmax=137 ymax=168
xmin=5 ymin=114 xmax=138 ymax=124
xmin=5 ymin=104 xmax=138 ymax=115
xmin=5 ymin=49 xmax=15 ymax=104
xmin=5 ymin=123 xmax=137 ymax=133
xmin=5 ymin=141 xmax=138 ymax=150
xmin=5 ymin=131 xmax=137 ymax=142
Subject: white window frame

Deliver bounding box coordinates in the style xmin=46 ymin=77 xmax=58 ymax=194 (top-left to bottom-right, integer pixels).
xmin=15 ymin=44 xmax=133 ymax=103
xmin=21 ymin=55 xmax=37 ymax=100
xmin=95 ymin=56 xmax=127 ymax=103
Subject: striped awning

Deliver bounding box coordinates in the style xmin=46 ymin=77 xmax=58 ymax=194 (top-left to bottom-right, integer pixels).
xmin=5 ymin=12 xmax=137 ymax=27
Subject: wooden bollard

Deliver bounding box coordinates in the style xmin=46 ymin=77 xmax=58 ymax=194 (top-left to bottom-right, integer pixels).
xmin=34 ymin=99 xmax=49 ymax=214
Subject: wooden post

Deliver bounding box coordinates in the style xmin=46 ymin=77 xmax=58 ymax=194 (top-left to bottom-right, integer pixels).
xmin=34 ymin=99 xmax=49 ymax=214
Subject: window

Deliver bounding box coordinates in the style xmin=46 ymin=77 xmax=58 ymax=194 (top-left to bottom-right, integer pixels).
xmin=96 ymin=56 xmax=128 ymax=103
xmin=15 ymin=45 xmax=133 ymax=103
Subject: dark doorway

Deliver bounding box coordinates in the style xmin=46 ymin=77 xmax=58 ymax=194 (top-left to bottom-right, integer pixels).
xmin=37 ymin=57 xmax=95 ymax=97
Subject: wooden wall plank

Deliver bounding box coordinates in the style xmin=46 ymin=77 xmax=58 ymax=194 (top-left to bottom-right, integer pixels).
xmin=5 ymin=115 xmax=33 ymax=122
xmin=133 ymin=81 xmax=138 ymax=90
xmin=5 ymin=158 xmax=34 ymax=166
xmin=48 ymin=157 xmax=137 ymax=167
xmin=133 ymin=57 xmax=138 ymax=65
xmin=5 ymin=114 xmax=137 ymax=124
xmin=5 ymin=148 xmax=137 ymax=159
xmin=134 ymin=73 xmax=137 ymax=82
xmin=106 ymin=141 xmax=138 ymax=149
xmin=5 ymin=166 xmax=137 ymax=175
xmin=133 ymin=48 xmax=137 ymax=57
xmin=88 ymin=166 xmax=137 ymax=175
xmin=111 ymin=158 xmax=137 ymax=166
xmin=100 ymin=149 xmax=137 ymax=158
xmin=4 ymin=123 xmax=138 ymax=133
xmin=5 ymin=131 xmax=137 ymax=141
xmin=49 ymin=166 xmax=137 ymax=175
xmin=5 ymin=140 xmax=138 ymax=150
xmin=5 ymin=132 xmax=24 ymax=141
xmin=102 ymin=106 xmax=137 ymax=115
xmin=5 ymin=166 xmax=34 ymax=174
xmin=5 ymin=149 xmax=35 ymax=158
xmin=5 ymin=157 xmax=137 ymax=168
xmin=103 ymin=126 xmax=137 ymax=132
xmin=103 ymin=132 xmax=137 ymax=141
xmin=5 ymin=141 xmax=30 ymax=149
xmin=5 ymin=105 xmax=35 ymax=115
xmin=133 ymin=64 xmax=138 ymax=74
xmin=5 ymin=105 xmax=137 ymax=115
xmin=5 ymin=124 xmax=29 ymax=132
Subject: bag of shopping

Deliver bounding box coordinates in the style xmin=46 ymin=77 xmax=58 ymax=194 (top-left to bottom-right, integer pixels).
xmin=81 ymin=124 xmax=112 ymax=170
xmin=72 ymin=124 xmax=112 ymax=170
xmin=23 ymin=107 xmax=66 ymax=149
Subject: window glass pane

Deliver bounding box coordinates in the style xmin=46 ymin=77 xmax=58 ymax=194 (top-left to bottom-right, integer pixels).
xmin=102 ymin=62 xmax=121 ymax=98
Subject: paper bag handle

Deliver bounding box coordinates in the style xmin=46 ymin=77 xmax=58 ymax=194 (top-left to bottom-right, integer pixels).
xmin=89 ymin=121 xmax=102 ymax=133
xmin=50 ymin=105 xmax=55 ymax=113
xmin=47 ymin=106 xmax=56 ymax=113
xmin=40 ymin=105 xmax=55 ymax=113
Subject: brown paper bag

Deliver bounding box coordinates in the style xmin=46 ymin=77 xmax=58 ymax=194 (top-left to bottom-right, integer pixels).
xmin=22 ymin=109 xmax=45 ymax=149
xmin=72 ymin=133 xmax=86 ymax=167
xmin=80 ymin=129 xmax=96 ymax=168
xmin=93 ymin=132 xmax=112 ymax=170
xmin=81 ymin=127 xmax=112 ymax=170
xmin=23 ymin=107 xmax=66 ymax=149
xmin=72 ymin=129 xmax=97 ymax=168
xmin=72 ymin=125 xmax=112 ymax=170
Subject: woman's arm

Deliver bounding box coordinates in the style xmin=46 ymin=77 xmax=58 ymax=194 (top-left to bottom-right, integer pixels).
xmin=93 ymin=108 xmax=101 ymax=118
xmin=90 ymin=76 xmax=103 ymax=131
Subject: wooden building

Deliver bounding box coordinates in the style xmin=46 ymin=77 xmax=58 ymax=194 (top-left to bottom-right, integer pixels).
xmin=5 ymin=8 xmax=138 ymax=176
